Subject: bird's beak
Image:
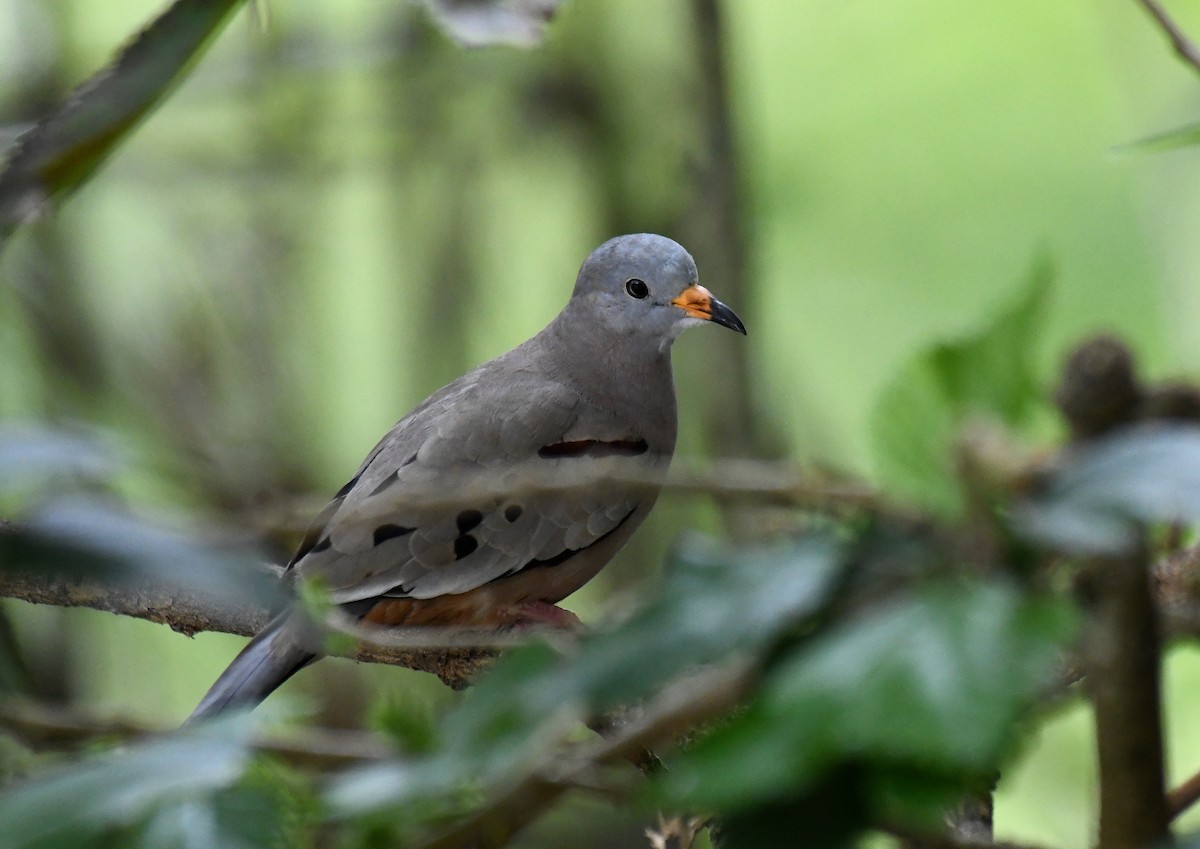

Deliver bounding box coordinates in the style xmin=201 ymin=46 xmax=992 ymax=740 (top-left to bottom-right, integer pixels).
xmin=671 ymin=284 xmax=747 ymax=335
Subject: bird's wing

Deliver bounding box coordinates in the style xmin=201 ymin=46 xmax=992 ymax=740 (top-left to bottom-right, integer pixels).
xmin=288 ymin=359 xmax=667 ymax=604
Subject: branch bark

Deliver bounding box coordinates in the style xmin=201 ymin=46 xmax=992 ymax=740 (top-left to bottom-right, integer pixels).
xmin=0 ymin=563 xmax=494 ymax=689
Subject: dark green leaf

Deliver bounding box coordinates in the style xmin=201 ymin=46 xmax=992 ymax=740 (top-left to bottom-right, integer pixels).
xmin=1015 ymin=424 xmax=1200 ymax=554
xmin=664 ymin=580 xmax=1073 ymax=813
xmin=870 ymin=257 xmax=1052 ymax=515
xmin=718 ymin=766 xmax=868 ymax=849
xmin=0 ymin=0 xmax=246 ymax=246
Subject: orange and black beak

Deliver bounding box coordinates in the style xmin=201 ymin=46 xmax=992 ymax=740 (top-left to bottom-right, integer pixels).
xmin=671 ymin=284 xmax=747 ymax=335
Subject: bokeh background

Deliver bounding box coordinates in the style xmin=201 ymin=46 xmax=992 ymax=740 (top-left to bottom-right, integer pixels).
xmin=3 ymin=1 xmax=1200 ymax=846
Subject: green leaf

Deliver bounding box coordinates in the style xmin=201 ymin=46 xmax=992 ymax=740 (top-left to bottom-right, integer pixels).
xmin=1015 ymin=424 xmax=1200 ymax=554
xmin=870 ymin=257 xmax=1052 ymax=515
xmin=0 ymin=720 xmax=254 ymax=849
xmin=0 ymin=0 xmax=246 ymax=246
xmin=138 ymin=760 xmax=309 ymax=849
xmin=663 ymin=580 xmax=1074 ymax=814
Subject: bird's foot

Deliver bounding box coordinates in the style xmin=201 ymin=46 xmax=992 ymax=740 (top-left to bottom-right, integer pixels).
xmin=512 ymin=601 xmax=583 ymax=630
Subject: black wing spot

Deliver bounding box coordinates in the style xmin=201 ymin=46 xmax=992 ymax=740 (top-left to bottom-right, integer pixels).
xmin=312 ymin=535 xmax=333 ymax=553
xmin=538 ymin=439 xmax=648 ymax=459
xmin=373 ymin=524 xmax=415 ymax=546
xmin=456 ymin=509 xmax=483 ymax=533
xmin=370 ymin=470 xmax=400 ymax=497
xmin=454 ymin=534 xmax=478 ymax=560
xmin=504 ymin=504 xmax=523 ymax=523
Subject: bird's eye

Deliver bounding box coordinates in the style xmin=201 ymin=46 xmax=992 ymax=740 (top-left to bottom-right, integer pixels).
xmin=625 ymin=278 xmax=649 ymax=299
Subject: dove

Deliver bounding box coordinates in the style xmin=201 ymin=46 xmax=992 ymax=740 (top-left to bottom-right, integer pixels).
xmin=188 ymin=233 xmax=746 ymax=721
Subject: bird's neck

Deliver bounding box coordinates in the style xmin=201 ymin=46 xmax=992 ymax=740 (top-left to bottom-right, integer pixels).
xmin=540 ymin=308 xmax=678 ymax=443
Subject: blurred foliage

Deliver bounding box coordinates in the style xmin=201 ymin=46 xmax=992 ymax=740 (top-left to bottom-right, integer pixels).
xmin=871 ymin=258 xmax=1051 ymax=516
xmin=4 ymin=1 xmax=1200 ymax=849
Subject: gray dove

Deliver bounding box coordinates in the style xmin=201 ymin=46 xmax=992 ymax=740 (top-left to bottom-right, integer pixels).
xmin=189 ymin=233 xmax=745 ymax=721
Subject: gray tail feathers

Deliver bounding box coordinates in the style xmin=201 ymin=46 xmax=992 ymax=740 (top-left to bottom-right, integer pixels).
xmin=186 ymin=611 xmax=315 ymax=724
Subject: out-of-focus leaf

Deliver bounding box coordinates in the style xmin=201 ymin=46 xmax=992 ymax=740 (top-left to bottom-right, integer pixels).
xmin=662 ymin=580 xmax=1074 ymax=814
xmin=1015 ymin=424 xmax=1200 ymax=554
xmin=0 ymin=0 xmax=246 ymax=246
xmin=424 ymin=0 xmax=565 ymax=47
xmin=0 ymin=423 xmax=119 ymax=489
xmin=1114 ymin=121 xmax=1200 ymax=155
xmin=138 ymin=760 xmax=305 ymax=849
xmin=0 ymin=719 xmax=253 ymax=849
xmin=870 ymin=257 xmax=1052 ymax=515
xmin=327 ymin=534 xmax=845 ymax=818
xmin=139 ymin=800 xmax=248 ymax=849
xmin=718 ymin=766 xmax=868 ymax=849
xmin=0 ymin=497 xmax=283 ymax=610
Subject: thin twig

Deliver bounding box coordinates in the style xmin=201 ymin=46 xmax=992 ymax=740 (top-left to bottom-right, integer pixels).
xmin=1137 ymin=0 xmax=1200 ymax=76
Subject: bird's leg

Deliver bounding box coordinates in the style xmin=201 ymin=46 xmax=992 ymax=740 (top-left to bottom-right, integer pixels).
xmin=512 ymin=601 xmax=583 ymax=630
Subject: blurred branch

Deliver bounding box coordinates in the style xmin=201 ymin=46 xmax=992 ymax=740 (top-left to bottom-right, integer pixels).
xmin=1137 ymin=0 xmax=1200 ymax=77
xmin=1077 ymin=541 xmax=1171 ymax=849
xmin=0 ymin=697 xmax=392 ymax=769
xmin=688 ymin=0 xmax=765 ymax=465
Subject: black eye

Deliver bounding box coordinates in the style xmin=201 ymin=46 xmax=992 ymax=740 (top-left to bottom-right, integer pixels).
xmin=625 ymin=278 xmax=649 ymax=299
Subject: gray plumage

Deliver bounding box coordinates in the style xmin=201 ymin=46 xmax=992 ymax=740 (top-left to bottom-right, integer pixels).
xmin=188 ymin=233 xmax=745 ymax=723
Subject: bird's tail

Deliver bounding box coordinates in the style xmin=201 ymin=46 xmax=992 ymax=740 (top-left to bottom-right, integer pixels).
xmin=186 ymin=611 xmax=315 ymax=724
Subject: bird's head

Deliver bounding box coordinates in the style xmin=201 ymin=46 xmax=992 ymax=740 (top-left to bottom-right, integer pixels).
xmin=570 ymin=234 xmax=746 ymax=347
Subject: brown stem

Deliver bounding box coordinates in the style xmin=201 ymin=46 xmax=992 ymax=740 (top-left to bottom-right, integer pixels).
xmin=1077 ymin=542 xmax=1171 ymax=849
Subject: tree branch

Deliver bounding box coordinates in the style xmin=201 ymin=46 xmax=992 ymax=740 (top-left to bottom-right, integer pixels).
xmin=1137 ymin=0 xmax=1200 ymax=76
xmin=0 ymin=564 xmax=495 ymax=689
